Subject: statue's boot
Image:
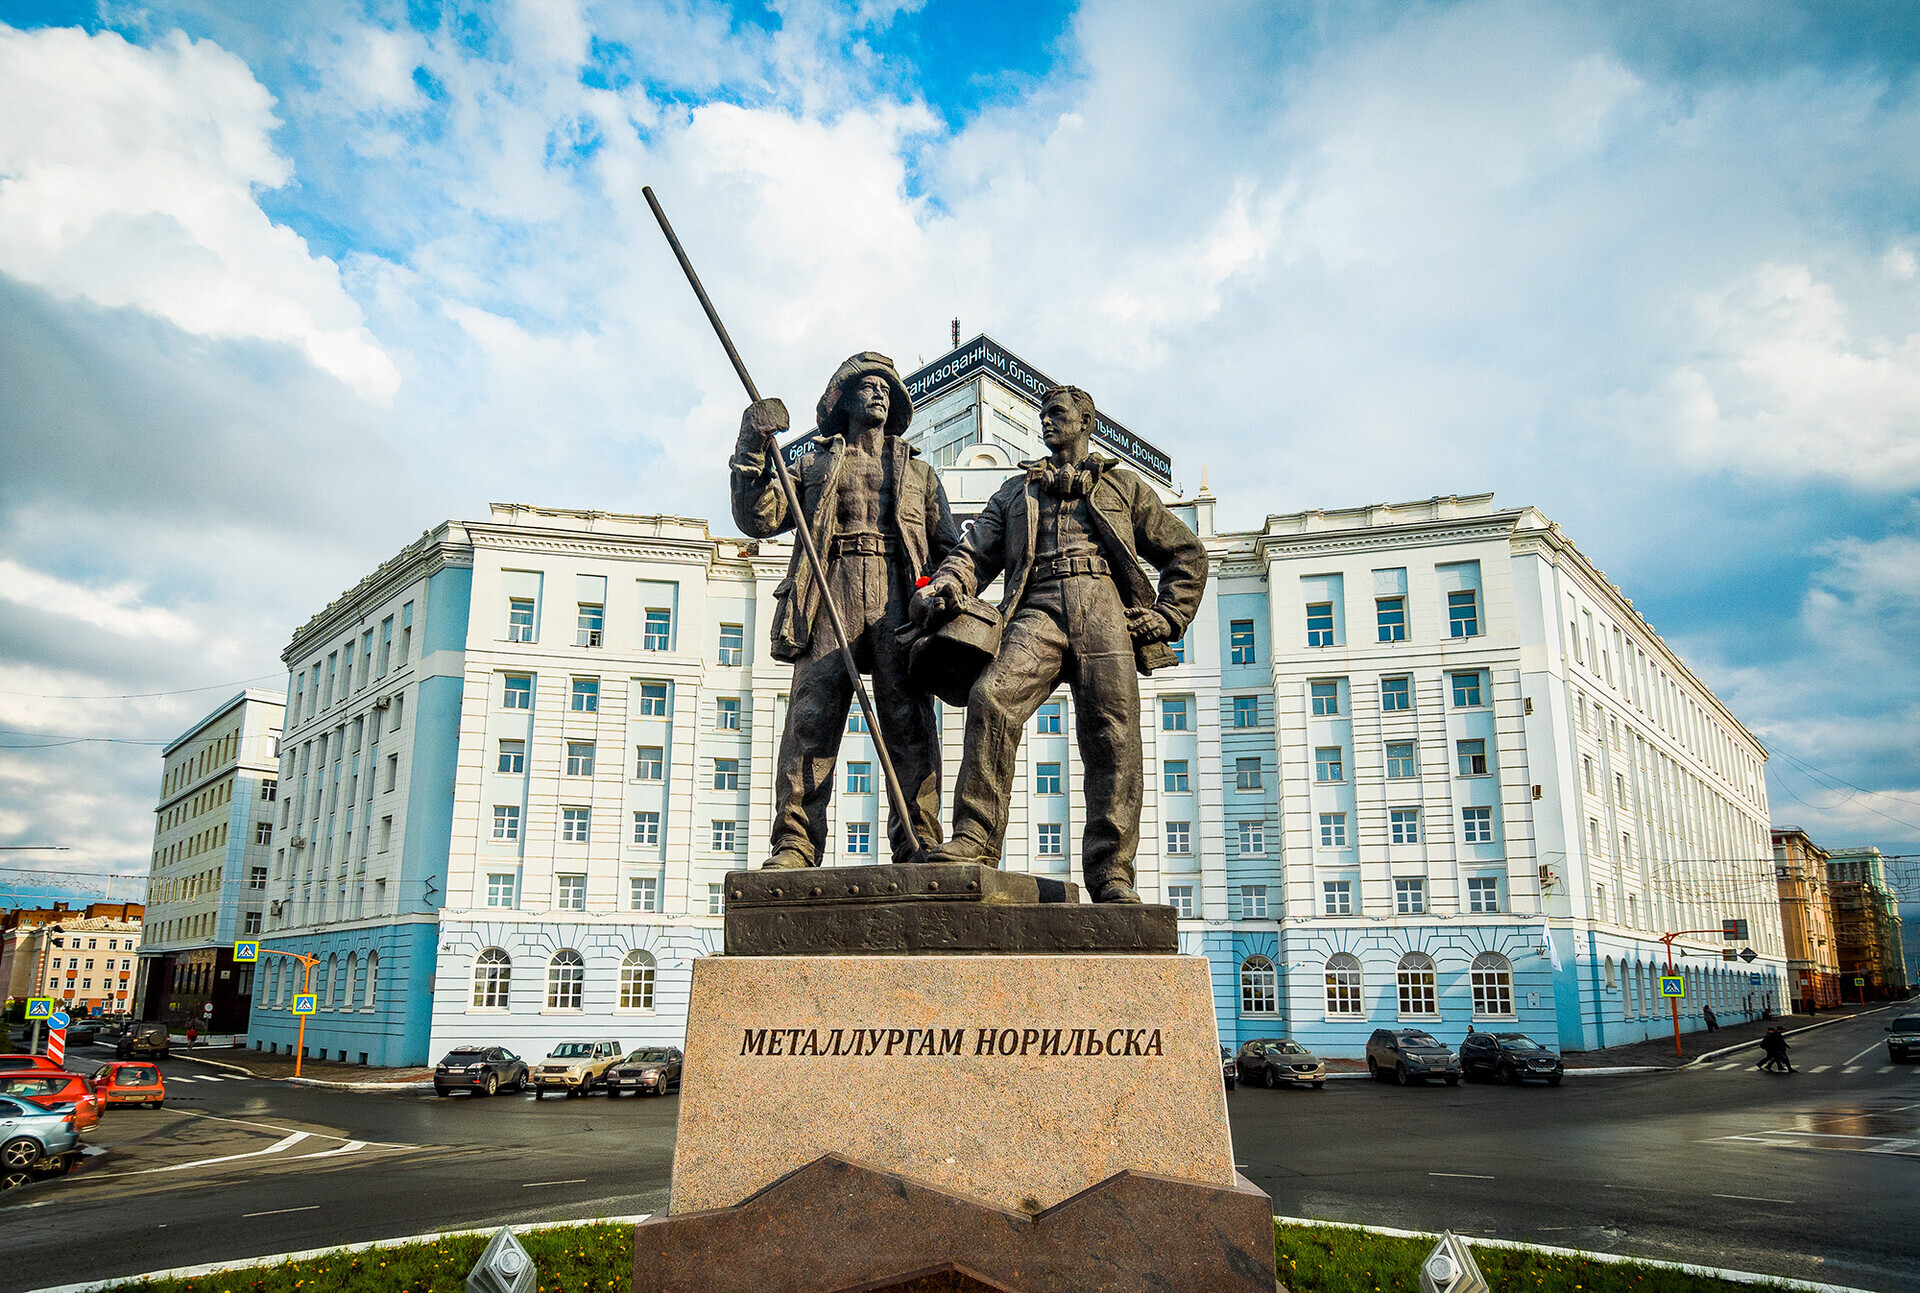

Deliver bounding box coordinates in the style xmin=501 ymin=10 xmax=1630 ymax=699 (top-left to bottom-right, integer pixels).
xmin=760 ymin=847 xmax=812 ymax=870
xmin=1093 ymin=880 xmax=1143 ymax=904
xmin=921 ymin=838 xmax=999 ymax=867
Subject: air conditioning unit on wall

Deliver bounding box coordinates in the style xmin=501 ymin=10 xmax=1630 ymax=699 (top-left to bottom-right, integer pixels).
xmin=372 ymin=696 xmax=391 ymax=711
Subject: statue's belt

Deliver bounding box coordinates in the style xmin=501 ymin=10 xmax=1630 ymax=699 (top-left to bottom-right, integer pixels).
xmin=1032 ymin=553 xmax=1111 ymax=581
xmin=828 ymin=532 xmax=895 ymax=558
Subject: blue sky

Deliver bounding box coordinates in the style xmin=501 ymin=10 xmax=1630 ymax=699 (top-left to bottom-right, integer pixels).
xmin=0 ymin=0 xmax=1917 ymax=896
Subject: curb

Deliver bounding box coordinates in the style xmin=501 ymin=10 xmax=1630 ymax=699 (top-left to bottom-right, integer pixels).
xmin=25 ymin=1214 xmax=650 ymax=1293
xmin=168 ymin=1049 xmax=432 ymax=1090
xmin=1561 ymin=1065 xmax=1667 ymax=1076
xmin=1272 ymin=1214 xmax=1874 ymax=1293
xmin=1682 ymin=1005 xmax=1894 ymax=1069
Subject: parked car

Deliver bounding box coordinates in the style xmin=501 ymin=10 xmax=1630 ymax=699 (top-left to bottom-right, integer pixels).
xmin=0 ymin=1071 xmax=103 ymax=1132
xmin=1220 ymin=1046 xmax=1236 ymax=1090
xmin=1887 ymin=1016 xmax=1920 ymax=1062
xmin=90 ymin=1062 xmax=166 ymax=1108
xmin=116 ymin=1022 xmax=171 ymax=1061
xmin=606 ymin=1047 xmax=683 ymax=1097
xmin=66 ymin=1019 xmax=99 ymax=1047
xmin=434 ymin=1046 xmax=529 ymax=1097
xmin=0 ymin=1056 xmax=62 ymax=1074
xmin=532 ymin=1041 xmax=623 ymax=1097
xmin=1459 ymin=1032 xmax=1564 ymax=1085
xmin=1237 ymin=1038 xmax=1328 ymax=1089
xmin=1366 ymin=1029 xmax=1461 ymax=1086
xmin=0 ymin=1094 xmax=81 ymax=1189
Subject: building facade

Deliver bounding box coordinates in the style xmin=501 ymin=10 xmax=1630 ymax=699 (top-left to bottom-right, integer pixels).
xmin=137 ymin=691 xmax=283 ymax=1032
xmin=1771 ymin=828 xmax=1841 ymax=1010
xmin=1825 ymin=846 xmax=1908 ymax=1000
xmin=1 ymin=903 xmax=143 ymax=1015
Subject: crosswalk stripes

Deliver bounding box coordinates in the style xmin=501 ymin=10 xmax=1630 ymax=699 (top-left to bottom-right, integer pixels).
xmin=1878 ymin=1066 xmax=1895 ymax=1074
xmin=1812 ymin=1065 xmax=1832 ymax=1073
xmin=1717 ymin=1062 xmax=1742 ymax=1071
xmin=1844 ymin=1066 xmax=1863 ymax=1074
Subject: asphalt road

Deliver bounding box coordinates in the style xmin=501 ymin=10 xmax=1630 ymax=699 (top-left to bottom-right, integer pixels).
xmin=2 ymin=1009 xmax=1913 ymax=1292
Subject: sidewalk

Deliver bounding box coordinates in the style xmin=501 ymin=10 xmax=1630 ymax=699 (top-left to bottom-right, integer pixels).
xmin=174 ymin=1046 xmax=433 ymax=1088
xmin=1561 ymin=1006 xmax=1879 ymax=1071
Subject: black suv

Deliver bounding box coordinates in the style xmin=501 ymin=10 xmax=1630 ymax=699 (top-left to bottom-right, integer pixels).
xmin=1366 ymin=1028 xmax=1461 ymax=1085
xmin=606 ymin=1047 xmax=684 ymax=1097
xmin=1459 ymin=1031 xmax=1563 ymax=1085
xmin=434 ymin=1046 xmax=528 ymax=1097
xmin=116 ymin=1022 xmax=171 ymax=1061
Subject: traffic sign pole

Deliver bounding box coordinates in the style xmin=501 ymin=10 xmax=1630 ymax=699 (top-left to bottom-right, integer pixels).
xmin=1659 ymin=925 xmax=1745 ymax=1058
xmin=256 ymin=947 xmax=320 ymax=1077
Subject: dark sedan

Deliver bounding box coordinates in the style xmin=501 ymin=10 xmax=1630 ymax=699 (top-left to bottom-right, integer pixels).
xmin=1365 ymin=1028 xmax=1461 ymax=1086
xmin=1236 ymin=1038 xmax=1327 ymax=1089
xmin=1460 ymin=1031 xmax=1563 ymax=1085
xmin=433 ymin=1046 xmax=528 ymax=1097
xmin=605 ymin=1047 xmax=683 ymax=1097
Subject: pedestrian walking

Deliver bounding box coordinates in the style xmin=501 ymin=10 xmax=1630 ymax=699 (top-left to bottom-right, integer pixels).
xmin=185 ymin=1024 xmax=198 ymax=1049
xmin=1756 ymin=1028 xmax=1782 ymax=1072
xmin=1704 ymin=1004 xmax=1718 ymax=1031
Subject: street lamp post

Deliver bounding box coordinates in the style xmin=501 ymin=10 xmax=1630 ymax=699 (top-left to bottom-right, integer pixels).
xmin=1658 ymin=926 xmax=1746 ymax=1059
xmin=255 ymin=947 xmax=320 ymax=1077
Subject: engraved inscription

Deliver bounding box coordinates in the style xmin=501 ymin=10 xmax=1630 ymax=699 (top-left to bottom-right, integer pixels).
xmin=739 ymin=1026 xmax=1165 ymax=1058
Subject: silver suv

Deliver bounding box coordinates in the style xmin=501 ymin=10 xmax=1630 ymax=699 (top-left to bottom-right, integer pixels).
xmin=1366 ymin=1028 xmax=1461 ymax=1086
xmin=532 ymin=1040 xmax=623 ymax=1097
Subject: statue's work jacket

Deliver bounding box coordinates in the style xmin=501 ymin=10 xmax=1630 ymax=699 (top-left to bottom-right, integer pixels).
xmin=731 ymin=433 xmax=961 ymax=664
xmin=937 ymin=456 xmax=1209 ymax=675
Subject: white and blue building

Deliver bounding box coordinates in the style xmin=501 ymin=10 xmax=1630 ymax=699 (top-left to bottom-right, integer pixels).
xmin=250 ymin=334 xmax=1788 ymax=1066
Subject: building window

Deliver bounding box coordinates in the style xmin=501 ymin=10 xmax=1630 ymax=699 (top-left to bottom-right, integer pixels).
xmin=639 ymin=683 xmax=670 ymax=717
xmin=566 ymin=741 xmax=597 ymax=776
xmin=844 ymin=761 xmax=873 ymax=794
xmin=846 ymin=822 xmax=873 ymax=855
xmin=1036 ymin=702 xmax=1062 ymax=734
xmin=1304 ymin=603 xmax=1333 ymax=648
xmin=503 ymin=675 xmax=533 ymax=709
xmin=556 ymin=873 xmax=587 ymax=911
xmin=1166 ymin=821 xmax=1192 ymax=855
xmin=576 ymin=603 xmax=604 ymax=647
xmin=847 ymin=707 xmax=869 ymax=733
xmin=635 ymin=746 xmax=664 ymax=780
xmin=1397 ymin=952 xmax=1438 ymax=1016
xmin=1236 ymin=757 xmax=1263 ymax=791
xmin=629 ymin=876 xmax=658 ymax=912
xmin=712 ymin=820 xmax=737 ymax=852
xmin=1237 ymin=821 xmax=1266 ymax=855
xmin=1615 ymin=773 xmax=1626 ymax=805
xmin=1310 ymin=681 xmax=1340 ymax=716
xmin=716 ymin=697 xmax=741 ymax=730
xmin=1466 ymin=875 xmax=1500 ymax=913
xmin=1169 ymin=636 xmax=1186 ymax=664
xmin=261 ymin=779 xmax=278 ymax=801
xmin=498 ymin=739 xmax=526 ymax=774
xmin=254 ymin=821 xmax=273 ymax=845
xmin=1390 ymin=808 xmax=1420 ymax=844
xmin=1583 ymin=756 xmax=1594 ymax=794
xmin=546 ymin=950 xmax=585 ymax=1010
xmin=1036 ymin=823 xmax=1063 ymax=856
xmin=1161 ymin=697 xmax=1190 ymax=731
xmin=243 ymin=911 xmax=262 ymax=935
xmin=718 ymin=623 xmax=745 ymax=666
xmin=378 ymin=617 xmax=393 ymax=676
xmin=1167 ymin=884 xmax=1195 ymax=918
xmin=1232 ymin=696 xmax=1259 ymax=728
xmin=1471 ymin=952 xmax=1514 ymax=1017
xmin=1231 ymin=618 xmax=1259 ymax=661
xmin=708 ymin=883 xmax=725 ymax=915
xmin=1386 ymin=741 xmax=1417 ymax=779
xmin=1241 ymin=955 xmax=1278 ymax=1013
xmin=1035 ymin=762 xmax=1062 ymax=795
xmin=1163 ymin=760 xmax=1190 ymax=792
xmin=1325 ymin=953 xmax=1362 ymax=1014
xmin=570 ymin=678 xmax=599 ymax=712
xmin=712 ymin=758 xmax=743 ymax=792
xmin=1447 ymin=590 xmax=1480 ymax=638
xmin=472 ymin=948 xmax=511 ymax=1008
xmin=1314 ymin=747 xmax=1344 ymax=782
xmin=486 ymin=873 xmax=517 ymax=908
xmin=248 ymin=865 xmax=268 ymax=889
xmin=1450 ymin=671 xmax=1483 ymax=707
xmin=620 ymin=951 xmax=656 ymax=1010
xmin=632 ymin=811 xmax=660 ymax=847
xmin=643 ymin=608 xmax=673 ymax=651
xmin=386 ymin=753 xmax=399 ymax=792
xmin=508 ymin=597 xmax=536 ymax=642
xmin=1240 ymin=884 xmax=1268 ymax=919
xmin=492 ymin=805 xmax=521 ymax=841
xmin=561 ymin=807 xmax=591 ymax=843
xmin=1462 ymin=806 xmax=1494 ymax=844
xmin=1394 ymin=878 xmax=1427 ymax=914
xmin=1319 ymin=813 xmax=1348 ymax=849
xmin=1380 ymin=676 xmax=1410 ymax=712
xmin=1377 ymin=596 xmax=1407 ymax=642
xmin=1456 ymin=739 xmax=1488 ymax=776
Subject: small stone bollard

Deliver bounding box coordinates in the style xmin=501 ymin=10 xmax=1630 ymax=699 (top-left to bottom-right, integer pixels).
xmin=467 ymin=1226 xmax=536 ymax=1293
xmin=1419 ymin=1231 xmax=1488 ymax=1293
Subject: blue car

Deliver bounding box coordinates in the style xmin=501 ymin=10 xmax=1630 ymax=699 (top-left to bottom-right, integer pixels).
xmin=0 ymin=1093 xmax=80 ymax=1189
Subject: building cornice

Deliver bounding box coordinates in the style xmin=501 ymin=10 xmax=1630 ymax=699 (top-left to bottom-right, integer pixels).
xmin=463 ymin=525 xmax=736 ymax=571
xmin=1251 ymin=516 xmax=1524 ymax=562
xmin=287 ymin=525 xmax=473 ymax=664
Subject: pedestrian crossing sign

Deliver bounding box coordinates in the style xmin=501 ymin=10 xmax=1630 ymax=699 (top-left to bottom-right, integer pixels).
xmin=1660 ymin=976 xmax=1685 ymax=998
xmin=233 ymin=941 xmax=259 ymax=962
xmin=292 ymin=994 xmax=317 ymax=1015
xmin=25 ymin=997 xmax=52 ymax=1019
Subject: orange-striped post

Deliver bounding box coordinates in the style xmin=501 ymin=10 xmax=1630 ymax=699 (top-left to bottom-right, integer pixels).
xmin=257 ymin=948 xmax=320 ymax=1077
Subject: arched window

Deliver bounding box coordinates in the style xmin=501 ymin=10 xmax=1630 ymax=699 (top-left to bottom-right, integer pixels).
xmin=471 ymin=948 xmax=511 ymax=1009
xmin=1470 ymin=952 xmax=1513 ymax=1018
xmin=334 ymin=955 xmax=349 ymax=1008
xmin=1604 ymin=955 xmax=1616 ymax=990
xmin=322 ymin=954 xmax=338 ymax=1008
xmin=363 ymin=951 xmax=379 ymax=1009
xmin=1397 ymin=952 xmax=1437 ymax=1017
xmin=547 ymin=949 xmax=585 ymax=1010
xmin=1324 ymin=953 xmax=1363 ymax=1017
xmin=267 ymin=961 xmax=281 ymax=1008
xmin=1240 ymin=955 xmax=1278 ymax=1015
xmin=619 ymin=950 xmax=656 ymax=1011
xmin=346 ymin=954 xmax=360 ymax=1010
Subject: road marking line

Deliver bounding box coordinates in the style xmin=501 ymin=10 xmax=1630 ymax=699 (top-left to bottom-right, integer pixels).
xmin=1712 ymin=1193 xmax=1795 ymax=1204
xmin=244 ymin=1205 xmax=320 ymax=1218
xmin=295 ymin=1139 xmax=368 ymax=1160
xmin=1844 ymin=1066 xmax=1862 ymax=1074
xmin=1842 ymin=1040 xmax=1882 ymax=1066
xmin=1717 ymin=1063 xmax=1742 ymax=1071
xmin=522 ymin=1178 xmax=589 ymax=1187
xmin=139 ymin=1131 xmax=310 ymax=1173
xmin=1811 ymin=1065 xmax=1831 ymax=1073
xmin=1877 ymin=1066 xmax=1894 ymax=1074
xmin=1427 ymin=1172 xmax=1495 ymax=1179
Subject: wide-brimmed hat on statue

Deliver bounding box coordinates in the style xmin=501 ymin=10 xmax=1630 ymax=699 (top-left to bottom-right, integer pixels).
xmin=817 ymin=351 xmax=913 ymax=438
xmin=907 ymin=595 xmax=1002 ymax=707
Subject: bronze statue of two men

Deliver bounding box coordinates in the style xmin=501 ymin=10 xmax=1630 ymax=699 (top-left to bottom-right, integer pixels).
xmin=730 ymin=353 xmax=1207 ymax=904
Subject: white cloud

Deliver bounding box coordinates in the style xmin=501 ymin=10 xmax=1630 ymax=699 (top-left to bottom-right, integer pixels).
xmin=0 ymin=559 xmax=200 ymax=645
xmin=0 ymin=24 xmax=399 ymax=400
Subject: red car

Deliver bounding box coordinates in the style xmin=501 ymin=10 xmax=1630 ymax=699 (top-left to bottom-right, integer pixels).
xmin=0 ymin=1072 xmax=102 ymax=1132
xmin=0 ymin=1055 xmax=62 ymax=1074
xmin=91 ymin=1062 xmax=166 ymax=1109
